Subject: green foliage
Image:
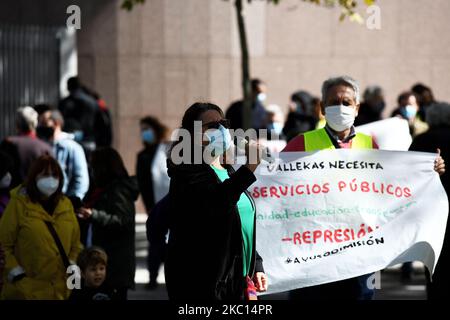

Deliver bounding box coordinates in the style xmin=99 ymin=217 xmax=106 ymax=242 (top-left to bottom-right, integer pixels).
xmin=227 ymin=0 xmax=376 ymax=23
xmin=121 ymin=0 xmax=145 ymax=11
xmin=122 ymin=0 xmax=376 ymax=23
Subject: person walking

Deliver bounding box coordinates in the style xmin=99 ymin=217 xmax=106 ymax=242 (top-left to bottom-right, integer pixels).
xmin=136 ymin=116 xmax=170 ymax=289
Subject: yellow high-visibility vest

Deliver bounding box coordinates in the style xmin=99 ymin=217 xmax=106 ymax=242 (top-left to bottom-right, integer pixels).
xmin=303 ymin=127 xmax=373 ymax=151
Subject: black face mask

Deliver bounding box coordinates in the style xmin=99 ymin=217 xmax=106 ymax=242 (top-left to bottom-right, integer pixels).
xmin=36 ymin=126 xmax=55 ymax=141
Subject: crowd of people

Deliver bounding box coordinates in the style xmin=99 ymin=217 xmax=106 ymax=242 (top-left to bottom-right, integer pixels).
xmin=0 ymin=77 xmax=145 ymax=300
xmin=0 ymin=74 xmax=449 ymax=301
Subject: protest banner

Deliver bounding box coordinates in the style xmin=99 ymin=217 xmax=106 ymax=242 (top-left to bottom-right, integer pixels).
xmin=253 ymin=149 xmax=448 ymax=295
xmin=356 ymin=117 xmax=412 ymax=151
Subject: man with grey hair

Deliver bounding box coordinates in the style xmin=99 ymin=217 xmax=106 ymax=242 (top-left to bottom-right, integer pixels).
xmin=284 ymin=76 xmax=378 ymax=153
xmin=283 ymin=76 xmax=445 ymax=300
xmin=0 ymin=106 xmax=52 ymax=187
xmin=410 ymin=102 xmax=450 ymax=300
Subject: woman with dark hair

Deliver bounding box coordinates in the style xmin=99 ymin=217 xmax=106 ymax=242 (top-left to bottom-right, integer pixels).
xmin=0 ymin=154 xmax=82 ymax=299
xmin=137 ymin=116 xmax=170 ymax=211
xmin=136 ymin=116 xmax=170 ymax=289
xmin=166 ymin=102 xmax=268 ymax=300
xmin=77 ymin=147 xmax=139 ymax=300
xmin=410 ymin=102 xmax=450 ymax=299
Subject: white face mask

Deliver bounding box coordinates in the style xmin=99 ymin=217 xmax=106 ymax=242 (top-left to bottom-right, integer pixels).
xmin=0 ymin=172 xmax=12 ymax=189
xmin=204 ymin=124 xmax=233 ymax=156
xmin=325 ymin=105 xmax=356 ymax=132
xmin=36 ymin=176 xmax=59 ymax=197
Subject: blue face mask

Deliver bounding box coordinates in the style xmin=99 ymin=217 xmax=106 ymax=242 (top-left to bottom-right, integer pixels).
xmin=73 ymin=130 xmax=84 ymax=142
xmin=405 ymin=105 xmax=417 ymax=119
xmin=141 ymin=129 xmax=156 ymax=144
xmin=272 ymin=122 xmax=283 ymax=136
xmin=204 ymin=124 xmax=232 ymax=156
xmin=401 ymin=105 xmax=417 ymax=120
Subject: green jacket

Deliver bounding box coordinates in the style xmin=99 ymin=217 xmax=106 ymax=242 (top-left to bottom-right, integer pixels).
xmin=91 ymin=177 xmax=139 ymax=289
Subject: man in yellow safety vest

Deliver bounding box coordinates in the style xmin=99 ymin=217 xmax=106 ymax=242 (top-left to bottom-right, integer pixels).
xmin=282 ymin=75 xmax=445 ymax=300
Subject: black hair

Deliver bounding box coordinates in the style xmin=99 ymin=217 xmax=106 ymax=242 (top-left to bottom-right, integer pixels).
xmin=251 ymin=78 xmax=265 ymax=93
xmin=169 ymin=102 xmax=224 ymax=163
xmin=67 ymin=77 xmax=81 ymax=92
xmin=397 ymin=91 xmax=415 ymax=106
xmin=411 ymin=83 xmax=431 ymax=95
xmin=91 ymin=147 xmax=129 ymax=187
xmin=33 ymin=104 xmax=52 ymax=116
xmin=181 ymin=102 xmax=223 ymax=133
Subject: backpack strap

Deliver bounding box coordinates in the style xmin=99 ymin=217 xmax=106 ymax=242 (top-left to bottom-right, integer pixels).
xmin=44 ymin=221 xmax=71 ymax=270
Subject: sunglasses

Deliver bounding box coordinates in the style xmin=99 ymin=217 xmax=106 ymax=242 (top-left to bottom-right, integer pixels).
xmin=202 ymin=119 xmax=230 ymax=130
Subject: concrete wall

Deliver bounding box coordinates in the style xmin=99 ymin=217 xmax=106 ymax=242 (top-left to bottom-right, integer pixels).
xmin=104 ymin=0 xmax=450 ymax=176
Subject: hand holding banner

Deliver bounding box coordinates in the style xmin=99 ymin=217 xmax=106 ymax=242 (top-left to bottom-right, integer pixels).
xmin=252 ymin=149 xmax=448 ymax=295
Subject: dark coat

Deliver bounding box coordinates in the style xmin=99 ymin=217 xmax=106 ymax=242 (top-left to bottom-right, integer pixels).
xmin=410 ymin=126 xmax=450 ymax=299
xmin=90 ymin=177 xmax=139 ymax=290
xmin=282 ymin=112 xmax=317 ymax=142
xmin=0 ymin=135 xmax=53 ymax=187
xmin=69 ymin=282 xmax=116 ymax=301
xmin=136 ymin=145 xmax=158 ymax=212
xmin=165 ymin=161 xmax=264 ymax=301
xmin=58 ymin=88 xmax=98 ymax=142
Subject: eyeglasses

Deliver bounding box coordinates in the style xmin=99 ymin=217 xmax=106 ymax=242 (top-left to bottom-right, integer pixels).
xmin=202 ymin=119 xmax=230 ymax=130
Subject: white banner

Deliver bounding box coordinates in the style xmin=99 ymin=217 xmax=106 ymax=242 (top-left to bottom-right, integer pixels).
xmin=252 ymin=149 xmax=448 ymax=295
xmin=151 ymin=143 xmax=171 ymax=203
xmin=356 ymin=117 xmax=412 ymax=151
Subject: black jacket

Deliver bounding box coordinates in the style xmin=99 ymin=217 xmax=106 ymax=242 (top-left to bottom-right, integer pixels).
xmin=282 ymin=112 xmax=317 ymax=142
xmin=136 ymin=145 xmax=159 ymax=212
xmin=69 ymin=282 xmax=116 ymax=301
xmin=410 ymin=126 xmax=450 ymax=299
xmin=165 ymin=160 xmax=264 ymax=301
xmin=0 ymin=136 xmax=53 ymax=187
xmin=91 ymin=177 xmax=139 ymax=290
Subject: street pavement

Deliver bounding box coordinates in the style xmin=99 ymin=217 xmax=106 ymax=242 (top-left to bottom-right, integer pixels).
xmin=129 ymin=215 xmax=427 ymax=300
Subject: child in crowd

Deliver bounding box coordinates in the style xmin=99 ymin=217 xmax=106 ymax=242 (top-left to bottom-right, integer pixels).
xmin=70 ymin=246 xmax=115 ymax=300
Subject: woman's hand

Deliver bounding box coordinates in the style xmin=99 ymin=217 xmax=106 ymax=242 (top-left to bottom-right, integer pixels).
xmin=77 ymin=207 xmax=93 ymax=220
xmin=435 ymin=149 xmax=445 ymax=176
xmin=252 ymin=272 xmax=268 ymax=292
xmin=244 ymin=140 xmax=264 ymax=172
